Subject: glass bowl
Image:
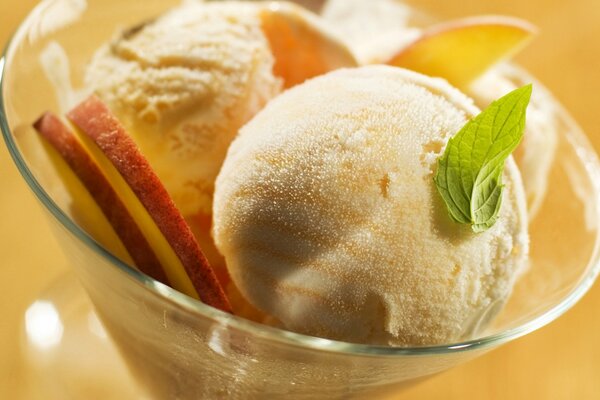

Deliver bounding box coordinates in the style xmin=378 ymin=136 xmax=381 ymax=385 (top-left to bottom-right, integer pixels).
xmin=2 ymin=1 xmax=600 ymax=399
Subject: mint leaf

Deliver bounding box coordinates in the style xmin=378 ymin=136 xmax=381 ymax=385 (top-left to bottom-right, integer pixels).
xmin=434 ymin=84 xmax=532 ymax=232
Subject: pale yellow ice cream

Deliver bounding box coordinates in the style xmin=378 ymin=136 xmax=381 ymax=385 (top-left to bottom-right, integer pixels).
xmin=213 ymin=66 xmax=529 ymax=346
xmin=85 ymin=2 xmax=282 ymax=216
xmin=321 ymin=0 xmax=423 ymax=64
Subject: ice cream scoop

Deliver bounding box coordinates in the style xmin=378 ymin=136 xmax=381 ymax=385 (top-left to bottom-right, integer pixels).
xmin=321 ymin=0 xmax=423 ymax=64
xmin=213 ymin=65 xmax=529 ymax=346
xmin=85 ymin=1 xmax=280 ymax=217
xmin=85 ymin=1 xmax=356 ymax=217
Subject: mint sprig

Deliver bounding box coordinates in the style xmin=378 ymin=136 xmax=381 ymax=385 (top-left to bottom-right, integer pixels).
xmin=434 ymin=84 xmax=532 ymax=233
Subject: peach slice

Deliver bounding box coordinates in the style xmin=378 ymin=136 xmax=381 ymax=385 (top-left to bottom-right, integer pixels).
xmin=34 ymin=112 xmax=169 ymax=285
xmin=386 ymin=16 xmax=537 ymax=89
xmin=66 ymin=96 xmax=231 ymax=312
xmin=260 ymin=2 xmax=358 ymax=88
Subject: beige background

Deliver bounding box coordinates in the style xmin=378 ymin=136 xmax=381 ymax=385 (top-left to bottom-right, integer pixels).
xmin=1 ymin=0 xmax=599 ymax=399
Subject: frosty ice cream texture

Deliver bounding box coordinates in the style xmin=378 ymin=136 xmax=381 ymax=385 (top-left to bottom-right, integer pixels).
xmin=213 ymin=66 xmax=529 ymax=346
xmin=85 ymin=1 xmax=356 ymax=218
xmin=321 ymin=0 xmax=423 ymax=64
xmin=85 ymin=2 xmax=281 ymax=217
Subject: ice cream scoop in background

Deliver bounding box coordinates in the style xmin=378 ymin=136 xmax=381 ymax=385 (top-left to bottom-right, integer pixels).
xmin=321 ymin=0 xmax=426 ymax=64
xmin=213 ymin=66 xmax=529 ymax=346
xmin=322 ymin=0 xmax=558 ymax=219
xmin=84 ymin=2 xmax=280 ymax=218
xmin=85 ymin=1 xmax=356 ymax=218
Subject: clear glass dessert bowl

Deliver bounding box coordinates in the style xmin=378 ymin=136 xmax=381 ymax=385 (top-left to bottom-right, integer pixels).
xmin=2 ymin=1 xmax=600 ymax=399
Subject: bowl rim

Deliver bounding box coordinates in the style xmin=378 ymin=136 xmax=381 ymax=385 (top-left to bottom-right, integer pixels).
xmin=2 ymin=0 xmax=600 ymax=358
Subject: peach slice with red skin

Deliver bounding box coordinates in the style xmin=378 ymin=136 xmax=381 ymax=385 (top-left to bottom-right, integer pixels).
xmin=36 ymin=95 xmax=231 ymax=312
xmin=260 ymin=2 xmax=358 ymax=88
xmin=387 ymin=16 xmax=537 ymax=89
xmin=34 ymin=112 xmax=169 ymax=285
xmin=66 ymin=95 xmax=231 ymax=312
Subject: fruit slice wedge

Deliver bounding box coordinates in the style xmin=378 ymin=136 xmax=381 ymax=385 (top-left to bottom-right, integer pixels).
xmin=260 ymin=1 xmax=358 ymax=88
xmin=56 ymin=95 xmax=231 ymax=312
xmin=386 ymin=16 xmax=537 ymax=89
xmin=34 ymin=112 xmax=169 ymax=285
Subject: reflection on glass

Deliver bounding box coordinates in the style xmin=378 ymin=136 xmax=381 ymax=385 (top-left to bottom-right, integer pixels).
xmin=25 ymin=300 xmax=64 ymax=350
xmin=87 ymin=311 xmax=107 ymax=339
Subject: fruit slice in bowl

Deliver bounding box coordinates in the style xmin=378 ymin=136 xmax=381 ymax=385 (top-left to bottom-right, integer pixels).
xmin=34 ymin=96 xmax=231 ymax=313
xmin=260 ymin=1 xmax=358 ymax=88
xmin=386 ymin=15 xmax=537 ymax=89
xmin=33 ymin=112 xmax=168 ymax=285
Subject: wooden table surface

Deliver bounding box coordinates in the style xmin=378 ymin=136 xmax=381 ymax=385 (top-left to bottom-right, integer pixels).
xmin=1 ymin=1 xmax=599 ymax=399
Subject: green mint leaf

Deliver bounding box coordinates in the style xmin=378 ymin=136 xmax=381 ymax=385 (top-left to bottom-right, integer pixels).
xmin=434 ymin=84 xmax=532 ymax=232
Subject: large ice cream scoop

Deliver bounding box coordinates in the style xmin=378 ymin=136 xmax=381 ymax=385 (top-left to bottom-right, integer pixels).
xmin=85 ymin=1 xmax=356 ymax=217
xmin=213 ymin=66 xmax=529 ymax=346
